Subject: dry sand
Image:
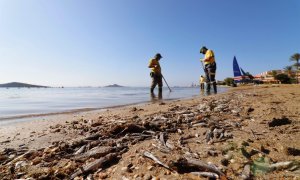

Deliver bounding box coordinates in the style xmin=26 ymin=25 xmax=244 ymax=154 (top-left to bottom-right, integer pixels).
xmin=0 ymin=84 xmax=299 ymax=179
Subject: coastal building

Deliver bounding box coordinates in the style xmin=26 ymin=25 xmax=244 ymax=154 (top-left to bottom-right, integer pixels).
xmin=254 ymin=70 xmax=283 ymax=84
xmin=254 ymin=69 xmax=300 ymax=84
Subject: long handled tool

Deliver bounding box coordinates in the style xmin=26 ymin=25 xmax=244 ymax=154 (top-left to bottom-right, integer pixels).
xmin=200 ymin=59 xmax=205 ymax=73
xmin=162 ymin=75 xmax=172 ymax=92
xmin=200 ymin=59 xmax=209 ymax=83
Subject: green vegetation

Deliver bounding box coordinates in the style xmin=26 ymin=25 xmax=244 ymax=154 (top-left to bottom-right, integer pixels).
xmin=289 ymin=53 xmax=300 ymax=84
xmin=275 ymin=74 xmax=291 ymax=84
xmin=224 ymin=77 xmax=234 ymax=86
xmin=284 ymin=66 xmax=294 ymax=78
xmin=271 ymin=70 xmax=278 ymax=78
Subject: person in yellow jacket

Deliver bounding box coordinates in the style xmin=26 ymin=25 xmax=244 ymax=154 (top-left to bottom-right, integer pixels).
xmin=200 ymin=75 xmax=205 ymax=90
xmin=148 ymin=53 xmax=163 ymax=96
xmin=200 ymin=46 xmax=217 ymax=93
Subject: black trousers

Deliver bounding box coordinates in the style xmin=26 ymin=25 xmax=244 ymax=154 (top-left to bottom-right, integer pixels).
xmin=204 ymin=63 xmax=217 ymax=92
xmin=150 ymin=73 xmax=163 ymax=90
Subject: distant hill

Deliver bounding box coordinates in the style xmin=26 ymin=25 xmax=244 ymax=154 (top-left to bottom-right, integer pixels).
xmin=0 ymin=82 xmax=48 ymax=88
xmin=104 ymin=84 xmax=123 ymax=87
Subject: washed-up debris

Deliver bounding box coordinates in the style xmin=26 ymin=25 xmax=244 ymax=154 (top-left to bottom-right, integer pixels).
xmin=286 ymin=147 xmax=300 ymax=156
xmin=172 ymin=157 xmax=225 ymax=177
xmin=1 ymin=87 xmax=299 ymax=179
xmin=250 ymin=129 xmax=258 ymax=140
xmin=158 ymin=132 xmax=167 ymax=147
xmin=268 ymin=117 xmax=292 ymax=127
xmin=191 ymin=171 xmax=219 ymax=178
xmin=220 ymin=158 xmax=229 ymax=166
xmin=73 ymin=146 xmax=117 ymax=162
xmin=74 ymin=145 xmax=86 ymax=155
xmin=71 ymin=153 xmax=119 ymax=179
xmin=241 ymin=164 xmax=251 ymax=179
xmin=250 ymin=156 xmax=300 ymax=176
xmin=269 ymin=161 xmax=296 ymax=171
xmin=109 ymin=124 xmax=146 ymax=136
xmin=143 ymin=151 xmax=172 ymax=171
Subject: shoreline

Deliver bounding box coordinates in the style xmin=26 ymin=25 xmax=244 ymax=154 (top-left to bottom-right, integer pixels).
xmin=0 ymin=90 xmax=228 ymax=149
xmin=0 ymin=84 xmax=299 ymax=179
xmin=0 ymin=91 xmax=220 ymax=125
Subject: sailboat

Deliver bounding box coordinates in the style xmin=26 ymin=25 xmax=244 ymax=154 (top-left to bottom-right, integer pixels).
xmin=233 ymin=56 xmax=253 ymax=83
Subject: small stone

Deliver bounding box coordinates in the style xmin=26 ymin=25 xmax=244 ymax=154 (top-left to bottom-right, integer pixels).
xmin=144 ymin=174 xmax=152 ymax=180
xmin=207 ymin=150 xmax=218 ymax=156
xmin=31 ymin=157 xmax=42 ymax=165
xmin=121 ymin=167 xmax=128 ymax=171
xmin=121 ymin=166 xmax=133 ymax=173
xmin=133 ymin=174 xmax=139 ymax=178
xmin=98 ymin=172 xmax=108 ymax=179
xmin=122 ymin=176 xmax=129 ymax=180
xmin=147 ymin=165 xmax=154 ymax=171
xmin=164 ymin=170 xmax=171 ymax=175
xmin=224 ymin=153 xmax=233 ymax=160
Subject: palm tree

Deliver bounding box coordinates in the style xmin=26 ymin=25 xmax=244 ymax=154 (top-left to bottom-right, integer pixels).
xmin=271 ymin=70 xmax=278 ymax=78
xmin=284 ymin=66 xmax=293 ymax=77
xmin=290 ymin=53 xmax=300 ymax=84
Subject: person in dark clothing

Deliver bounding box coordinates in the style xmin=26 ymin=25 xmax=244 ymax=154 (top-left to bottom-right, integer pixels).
xmin=200 ymin=46 xmax=217 ymax=93
xmin=148 ymin=53 xmax=163 ymax=97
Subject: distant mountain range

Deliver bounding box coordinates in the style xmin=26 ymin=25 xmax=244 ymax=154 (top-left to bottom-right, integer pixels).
xmin=104 ymin=84 xmax=123 ymax=87
xmin=0 ymin=82 xmax=48 ymax=88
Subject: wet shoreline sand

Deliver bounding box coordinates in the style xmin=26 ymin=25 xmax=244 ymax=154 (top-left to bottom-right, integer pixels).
xmin=0 ymin=84 xmax=299 ymax=179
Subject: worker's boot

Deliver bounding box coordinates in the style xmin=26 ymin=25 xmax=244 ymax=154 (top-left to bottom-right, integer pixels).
xmin=150 ymin=87 xmax=154 ymax=94
xmin=158 ymin=87 xmax=163 ymax=99
xmin=213 ymin=82 xmax=217 ymax=93
xmin=206 ymin=84 xmax=211 ymax=93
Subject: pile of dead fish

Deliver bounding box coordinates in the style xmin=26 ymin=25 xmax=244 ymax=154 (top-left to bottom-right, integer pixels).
xmin=0 ymin=94 xmax=299 ymax=179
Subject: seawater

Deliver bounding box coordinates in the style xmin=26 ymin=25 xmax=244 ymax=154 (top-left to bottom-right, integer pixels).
xmin=0 ymin=87 xmax=227 ymax=119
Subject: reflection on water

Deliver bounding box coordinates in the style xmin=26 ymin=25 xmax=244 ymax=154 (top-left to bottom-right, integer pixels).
xmin=0 ymin=87 xmax=227 ymax=119
xmin=150 ymin=92 xmax=162 ymax=102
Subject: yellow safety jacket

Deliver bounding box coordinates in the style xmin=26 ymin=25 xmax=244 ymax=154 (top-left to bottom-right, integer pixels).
xmin=200 ymin=76 xmax=205 ymax=83
xmin=148 ymin=58 xmax=161 ymax=74
xmin=204 ymin=49 xmax=215 ymax=65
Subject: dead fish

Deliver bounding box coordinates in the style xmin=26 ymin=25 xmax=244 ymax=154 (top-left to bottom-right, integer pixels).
xmin=73 ymin=146 xmax=116 ymax=161
xmin=241 ymin=164 xmax=251 ymax=179
xmin=191 ymin=171 xmax=219 ymax=178
xmin=71 ymin=153 xmax=118 ymax=179
xmin=74 ymin=145 xmax=86 ymax=155
xmin=269 ymin=161 xmax=294 ymax=170
xmin=205 ymin=130 xmax=213 ymax=143
xmin=143 ymin=151 xmax=172 ymax=171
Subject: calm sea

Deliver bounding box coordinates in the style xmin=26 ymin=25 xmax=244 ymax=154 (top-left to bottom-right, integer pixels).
xmin=0 ymin=87 xmax=227 ymax=119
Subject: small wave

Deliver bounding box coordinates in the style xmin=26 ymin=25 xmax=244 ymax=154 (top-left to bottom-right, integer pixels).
xmin=122 ymin=92 xmax=148 ymax=96
xmin=123 ymin=93 xmax=139 ymax=96
xmin=8 ymin=96 xmax=21 ymax=99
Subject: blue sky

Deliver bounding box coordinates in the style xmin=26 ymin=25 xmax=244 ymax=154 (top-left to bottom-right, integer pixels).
xmin=0 ymin=0 xmax=299 ymax=87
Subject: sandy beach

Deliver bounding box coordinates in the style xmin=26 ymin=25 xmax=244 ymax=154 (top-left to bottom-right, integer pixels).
xmin=0 ymin=85 xmax=299 ymax=179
